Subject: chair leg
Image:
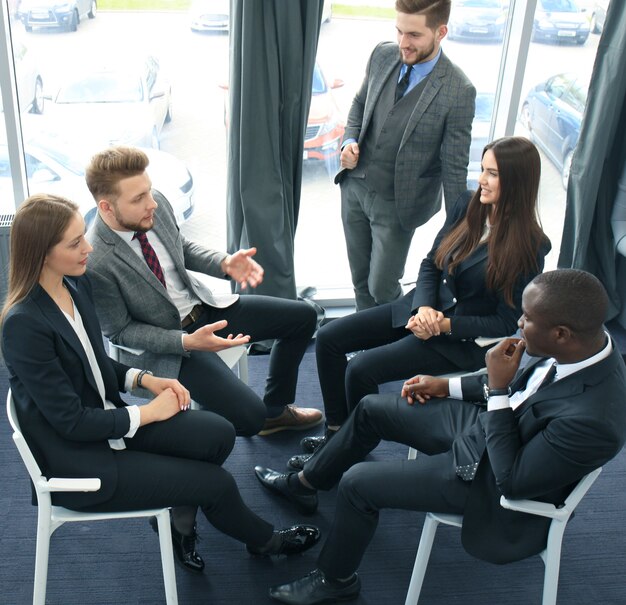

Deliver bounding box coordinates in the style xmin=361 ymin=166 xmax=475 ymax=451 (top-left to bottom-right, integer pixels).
xmin=32 ymin=509 xmax=53 ymax=605
xmin=541 ymin=521 xmax=566 ymax=605
xmin=156 ymin=509 xmax=179 ymax=605
xmin=404 ymin=514 xmax=440 ymax=605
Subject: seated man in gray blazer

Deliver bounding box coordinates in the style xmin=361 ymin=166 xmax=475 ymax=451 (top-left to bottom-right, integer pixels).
xmin=255 ymin=269 xmax=626 ymax=604
xmin=84 ymin=145 xmax=323 ymax=570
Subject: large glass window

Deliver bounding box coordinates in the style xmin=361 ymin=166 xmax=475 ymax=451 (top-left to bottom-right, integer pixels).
xmin=0 ymin=0 xmax=613 ymax=299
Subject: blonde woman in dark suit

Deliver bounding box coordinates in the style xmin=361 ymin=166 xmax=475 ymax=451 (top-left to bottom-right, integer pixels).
xmin=1 ymin=194 xmax=320 ymax=580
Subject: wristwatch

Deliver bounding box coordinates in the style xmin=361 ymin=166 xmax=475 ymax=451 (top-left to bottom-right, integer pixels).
xmin=483 ymin=383 xmax=510 ymax=401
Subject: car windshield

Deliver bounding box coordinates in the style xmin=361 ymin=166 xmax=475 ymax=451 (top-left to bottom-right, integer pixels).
xmin=56 ymin=73 xmax=144 ymax=104
xmin=541 ymin=0 xmax=579 ymax=12
xmin=311 ymin=64 xmax=327 ymax=96
xmin=457 ymin=0 xmax=503 ymax=7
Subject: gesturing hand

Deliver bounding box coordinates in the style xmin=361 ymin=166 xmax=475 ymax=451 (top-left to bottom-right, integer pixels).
xmin=485 ymin=337 xmax=526 ymax=389
xmin=183 ymin=320 xmax=251 ymax=352
xmin=401 ymin=375 xmax=449 ymax=405
xmin=222 ymin=248 xmax=264 ymax=289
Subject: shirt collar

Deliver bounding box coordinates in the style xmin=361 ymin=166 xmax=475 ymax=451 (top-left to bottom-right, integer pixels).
xmin=551 ymin=331 xmax=613 ymax=382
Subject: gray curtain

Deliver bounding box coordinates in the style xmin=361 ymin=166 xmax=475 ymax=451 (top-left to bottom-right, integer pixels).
xmin=557 ymin=1 xmax=626 ymax=320
xmin=226 ymin=0 xmax=323 ymax=299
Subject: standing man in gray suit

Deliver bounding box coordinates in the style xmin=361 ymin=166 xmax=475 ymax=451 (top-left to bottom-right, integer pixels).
xmin=84 ymin=147 xmax=322 ymax=440
xmin=336 ymin=0 xmax=476 ymax=310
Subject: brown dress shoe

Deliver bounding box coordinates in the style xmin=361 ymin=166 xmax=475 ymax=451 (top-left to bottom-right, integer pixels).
xmin=258 ymin=405 xmax=324 ymax=436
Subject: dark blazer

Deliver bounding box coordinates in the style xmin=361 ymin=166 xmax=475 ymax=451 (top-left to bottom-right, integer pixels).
xmin=390 ymin=191 xmax=551 ymax=369
xmin=2 ymin=277 xmax=132 ymax=508
xmin=335 ymin=43 xmax=476 ymax=228
xmin=456 ymin=346 xmax=626 ymax=564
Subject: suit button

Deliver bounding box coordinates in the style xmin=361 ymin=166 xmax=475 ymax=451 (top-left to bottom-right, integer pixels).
xmin=443 ymin=278 xmax=447 ymax=284
xmin=452 ymin=297 xmax=457 ymax=303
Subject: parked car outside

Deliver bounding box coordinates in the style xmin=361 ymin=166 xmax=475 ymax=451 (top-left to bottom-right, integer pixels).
xmin=219 ymin=63 xmax=345 ymax=177
xmin=590 ymin=0 xmax=608 ymax=34
xmin=0 ymin=38 xmax=44 ymax=114
xmin=448 ymin=0 xmax=509 ymax=43
xmin=17 ymin=0 xmax=96 ymax=32
xmin=0 ymin=133 xmax=194 ymax=226
xmin=466 ymin=92 xmax=495 ymax=190
xmin=44 ymin=55 xmax=172 ymax=149
xmin=520 ymin=72 xmax=588 ymax=189
xmin=532 ymin=0 xmax=590 ymax=45
xmin=190 ymin=0 xmax=331 ymax=33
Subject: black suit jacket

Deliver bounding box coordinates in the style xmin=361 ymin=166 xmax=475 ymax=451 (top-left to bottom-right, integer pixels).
xmin=390 ymin=191 xmax=551 ymax=369
xmin=456 ymin=346 xmax=626 ymax=563
xmin=2 ymin=277 xmax=132 ymax=508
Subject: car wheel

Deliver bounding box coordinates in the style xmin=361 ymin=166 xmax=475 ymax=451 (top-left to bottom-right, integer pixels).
xmin=576 ymin=34 xmax=588 ymax=46
xmin=67 ymin=9 xmax=78 ymax=31
xmin=30 ymin=77 xmax=44 ymax=114
xmin=88 ymin=0 xmax=96 ymax=18
xmin=520 ymin=103 xmax=532 ymax=132
xmin=561 ymin=150 xmax=574 ymax=190
xmin=151 ymin=126 xmax=160 ymax=150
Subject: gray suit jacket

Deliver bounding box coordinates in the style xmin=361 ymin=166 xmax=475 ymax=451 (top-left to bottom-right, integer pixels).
xmin=86 ymin=191 xmax=238 ymax=383
xmin=335 ymin=43 xmax=476 ymax=229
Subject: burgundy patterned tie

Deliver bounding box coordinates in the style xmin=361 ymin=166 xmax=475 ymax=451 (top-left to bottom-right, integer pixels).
xmin=133 ymin=232 xmax=167 ymax=288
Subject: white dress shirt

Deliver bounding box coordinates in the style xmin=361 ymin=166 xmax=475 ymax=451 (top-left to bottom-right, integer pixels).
xmin=62 ymin=298 xmax=141 ymax=450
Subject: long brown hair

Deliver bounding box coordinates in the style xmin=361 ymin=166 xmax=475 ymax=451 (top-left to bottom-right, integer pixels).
xmin=434 ymin=136 xmax=546 ymax=306
xmin=1 ymin=194 xmax=79 ymax=322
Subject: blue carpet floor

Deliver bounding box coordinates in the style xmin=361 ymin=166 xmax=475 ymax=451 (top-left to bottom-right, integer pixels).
xmin=1 ymin=343 xmax=626 ymax=604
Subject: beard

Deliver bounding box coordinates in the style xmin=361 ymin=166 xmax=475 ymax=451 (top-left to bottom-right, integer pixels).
xmin=399 ymin=39 xmax=436 ymax=65
xmin=113 ymin=207 xmax=154 ymax=233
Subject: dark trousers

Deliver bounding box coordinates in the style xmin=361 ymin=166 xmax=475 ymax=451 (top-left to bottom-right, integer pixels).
xmin=74 ymin=410 xmax=274 ymax=546
xmin=303 ymin=393 xmax=480 ymax=578
xmin=315 ymin=303 xmax=483 ymax=425
xmin=180 ymin=295 xmax=317 ymax=435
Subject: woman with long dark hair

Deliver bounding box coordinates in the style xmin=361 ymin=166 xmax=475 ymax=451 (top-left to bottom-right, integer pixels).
xmin=291 ymin=136 xmax=551 ymax=469
xmin=1 ymin=194 xmax=320 ymax=580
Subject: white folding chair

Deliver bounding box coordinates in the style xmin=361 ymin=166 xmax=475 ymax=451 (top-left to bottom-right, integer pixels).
xmin=6 ymin=390 xmax=179 ymax=605
xmin=404 ymin=467 xmax=603 ymax=605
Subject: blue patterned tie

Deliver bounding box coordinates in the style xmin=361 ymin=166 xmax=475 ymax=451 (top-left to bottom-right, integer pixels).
xmin=395 ymin=66 xmax=412 ymax=103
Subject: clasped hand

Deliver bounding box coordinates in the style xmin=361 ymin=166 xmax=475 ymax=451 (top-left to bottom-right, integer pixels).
xmin=340 ymin=142 xmax=359 ymax=170
xmin=140 ymin=374 xmax=191 ymax=422
xmin=406 ymin=306 xmax=445 ymax=340
xmin=222 ymin=247 xmax=264 ymax=289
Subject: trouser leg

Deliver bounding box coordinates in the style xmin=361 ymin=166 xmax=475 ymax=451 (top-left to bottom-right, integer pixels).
xmin=345 ymin=334 xmax=462 ymax=411
xmin=206 ymin=296 xmax=317 ymax=417
xmin=74 ymin=412 xmax=274 ymax=546
xmin=179 ymin=349 xmax=266 ymax=436
xmin=304 ymin=393 xmax=480 ymax=490
xmin=315 ymin=304 xmax=406 ymax=425
xmin=317 ymin=452 xmax=470 ymax=579
xmin=341 ymin=178 xmax=376 ymax=311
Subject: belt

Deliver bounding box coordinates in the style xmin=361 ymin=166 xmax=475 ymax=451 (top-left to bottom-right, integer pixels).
xmin=181 ymin=304 xmax=204 ymax=329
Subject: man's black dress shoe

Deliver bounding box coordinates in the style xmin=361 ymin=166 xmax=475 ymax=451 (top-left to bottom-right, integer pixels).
xmin=247 ymin=525 xmax=321 ymax=556
xmin=300 ymin=434 xmax=328 ymax=454
xmin=269 ymin=569 xmax=361 ymax=604
xmin=287 ymin=453 xmax=313 ymax=471
xmin=254 ymin=466 xmax=318 ymax=514
xmin=149 ymin=516 xmax=205 ymax=573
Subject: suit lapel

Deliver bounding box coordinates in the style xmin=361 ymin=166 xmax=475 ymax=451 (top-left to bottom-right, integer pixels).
xmin=31 ymin=283 xmax=100 ymax=395
xmin=400 ymin=53 xmax=449 ymax=150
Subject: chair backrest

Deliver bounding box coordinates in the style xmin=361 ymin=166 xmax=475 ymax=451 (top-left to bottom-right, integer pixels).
xmin=6 ymin=390 xmax=47 ymax=490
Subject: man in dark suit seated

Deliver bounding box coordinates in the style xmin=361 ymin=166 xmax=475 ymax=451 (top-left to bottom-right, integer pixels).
xmin=255 ymin=269 xmax=626 ymax=604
